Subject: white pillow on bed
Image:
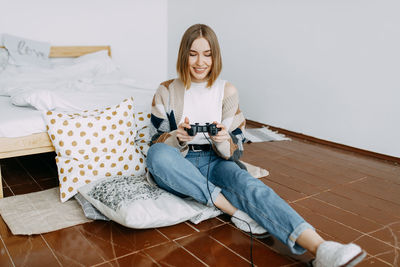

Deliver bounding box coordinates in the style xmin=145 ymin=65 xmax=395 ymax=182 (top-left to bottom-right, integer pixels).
xmin=43 ymin=97 xmax=146 ymax=202
xmin=69 ymin=50 xmax=118 ymax=77
xmin=3 ymin=34 xmax=51 ymax=67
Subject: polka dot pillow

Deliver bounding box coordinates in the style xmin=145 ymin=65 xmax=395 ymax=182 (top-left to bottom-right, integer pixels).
xmin=43 ymin=97 xmax=146 ymax=202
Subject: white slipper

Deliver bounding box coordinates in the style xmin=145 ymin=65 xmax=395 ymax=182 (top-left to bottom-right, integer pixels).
xmin=313 ymin=241 xmax=366 ymax=267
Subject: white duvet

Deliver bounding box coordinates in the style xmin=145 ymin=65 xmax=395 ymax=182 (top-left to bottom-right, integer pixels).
xmin=9 ymin=77 xmax=155 ymax=112
xmin=0 ymin=50 xmax=156 ymax=112
xmin=0 ymin=50 xmax=156 ymax=138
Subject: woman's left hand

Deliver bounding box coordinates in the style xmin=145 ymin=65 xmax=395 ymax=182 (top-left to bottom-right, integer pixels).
xmin=209 ymin=122 xmax=231 ymax=143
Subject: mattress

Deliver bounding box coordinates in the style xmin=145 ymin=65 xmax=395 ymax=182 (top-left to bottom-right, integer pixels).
xmin=0 ymin=96 xmax=46 ymax=137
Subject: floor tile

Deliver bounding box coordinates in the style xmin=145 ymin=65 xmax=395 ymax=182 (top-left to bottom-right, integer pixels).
xmin=176 ymin=230 xmax=251 ymax=266
xmin=314 ymin=190 xmax=398 ymax=225
xmin=17 ymin=154 xmax=58 ymax=181
xmin=291 ymin=204 xmax=362 ymax=243
xmin=332 ymin=186 xmax=400 ymax=218
xmin=36 ymin=178 xmax=59 ymax=190
xmin=9 ymin=181 xmax=41 ymax=195
xmin=1 ymin=187 xmax=13 ymax=197
xmin=352 ymin=235 xmax=393 ymax=256
xmin=79 ymin=227 xmax=133 ymax=261
xmin=346 ymin=176 xmax=400 ymax=206
xmin=0 ymin=221 xmax=59 ymax=267
xmin=357 ymin=255 xmax=392 ymax=266
xmin=260 ymin=177 xmax=307 ymax=202
xmin=256 ymin=233 xmax=315 ymax=265
xmin=264 ymin=159 xmax=339 ymax=189
xmin=334 ymin=185 xmax=400 ymax=218
xmin=95 ymin=252 xmax=157 ymax=267
xmin=374 ymin=248 xmax=400 ymax=266
xmin=0 ymin=237 xmax=13 ymax=267
xmin=187 ymin=217 xmax=226 ymax=232
xmin=263 ymin=170 xmax=322 ymax=195
xmin=368 ymin=221 xmax=400 ymax=247
xmin=157 ymin=222 xmax=197 ymax=240
xmin=143 ymin=241 xmax=206 ymax=266
xmin=78 ymin=221 xmax=169 ymax=252
xmin=279 ymin=152 xmax=366 ymax=183
xmin=0 ymin=158 xmax=34 ymax=186
xmin=294 ymin=197 xmax=382 ymax=234
xmin=300 ymin=144 xmax=400 ymax=181
xmin=0 ymin=217 xmax=13 ymax=240
xmin=42 ymin=226 xmax=106 ymax=266
xmin=242 ymin=142 xmax=293 ymax=162
xmin=208 ymin=224 xmax=295 ymax=266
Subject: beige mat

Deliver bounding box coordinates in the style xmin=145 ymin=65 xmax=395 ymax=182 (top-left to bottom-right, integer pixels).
xmin=0 ymin=162 xmax=268 ymax=235
xmin=0 ymin=188 xmax=92 ymax=235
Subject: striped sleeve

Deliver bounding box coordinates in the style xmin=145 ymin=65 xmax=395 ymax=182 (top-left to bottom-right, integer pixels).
xmin=149 ymin=80 xmax=187 ymax=153
xmin=212 ymin=83 xmax=246 ymax=160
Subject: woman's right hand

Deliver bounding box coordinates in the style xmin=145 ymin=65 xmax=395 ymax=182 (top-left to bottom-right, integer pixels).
xmin=177 ymin=117 xmax=194 ymax=143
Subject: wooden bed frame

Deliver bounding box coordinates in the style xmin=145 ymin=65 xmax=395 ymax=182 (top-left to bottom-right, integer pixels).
xmin=0 ymin=46 xmax=112 ymax=198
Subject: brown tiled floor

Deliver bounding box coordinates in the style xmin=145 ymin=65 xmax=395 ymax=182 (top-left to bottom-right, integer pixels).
xmin=0 ymin=138 xmax=399 ymax=266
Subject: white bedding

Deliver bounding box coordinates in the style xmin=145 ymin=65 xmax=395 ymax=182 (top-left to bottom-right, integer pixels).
xmin=0 ymin=50 xmax=119 ymax=97
xmin=0 ymin=96 xmax=45 ymax=137
xmin=11 ymin=83 xmax=155 ymax=113
xmin=0 ymin=83 xmax=155 ymax=138
xmin=0 ymin=50 xmax=156 ymax=138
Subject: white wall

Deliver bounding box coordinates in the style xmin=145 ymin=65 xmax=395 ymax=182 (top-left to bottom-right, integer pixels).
xmin=168 ymin=0 xmax=400 ymax=157
xmin=0 ymin=0 xmax=167 ymax=86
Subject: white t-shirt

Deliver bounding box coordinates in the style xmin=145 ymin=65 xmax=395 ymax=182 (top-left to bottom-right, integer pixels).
xmin=179 ymin=79 xmax=226 ymax=144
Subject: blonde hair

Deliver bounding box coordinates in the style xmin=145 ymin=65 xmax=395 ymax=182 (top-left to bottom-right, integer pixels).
xmin=176 ymin=24 xmax=222 ymax=89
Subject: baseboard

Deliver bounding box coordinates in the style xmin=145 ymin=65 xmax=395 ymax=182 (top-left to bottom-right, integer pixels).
xmin=246 ymin=119 xmax=400 ymax=165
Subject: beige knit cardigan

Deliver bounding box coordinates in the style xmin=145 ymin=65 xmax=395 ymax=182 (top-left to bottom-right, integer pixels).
xmin=149 ymin=78 xmax=247 ymax=163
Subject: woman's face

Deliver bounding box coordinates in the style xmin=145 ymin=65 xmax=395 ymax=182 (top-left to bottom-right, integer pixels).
xmin=188 ymin=37 xmax=212 ymax=83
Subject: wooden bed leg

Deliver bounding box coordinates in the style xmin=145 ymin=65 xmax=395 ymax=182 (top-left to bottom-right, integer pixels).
xmin=0 ymin=165 xmax=3 ymax=198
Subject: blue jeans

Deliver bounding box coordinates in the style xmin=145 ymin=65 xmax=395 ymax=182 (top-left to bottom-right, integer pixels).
xmin=146 ymin=143 xmax=314 ymax=254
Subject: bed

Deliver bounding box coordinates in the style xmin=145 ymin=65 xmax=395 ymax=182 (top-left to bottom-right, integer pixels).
xmin=0 ymin=46 xmax=155 ymax=198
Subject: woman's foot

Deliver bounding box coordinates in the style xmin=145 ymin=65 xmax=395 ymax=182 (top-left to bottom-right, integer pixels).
xmin=313 ymin=241 xmax=366 ymax=267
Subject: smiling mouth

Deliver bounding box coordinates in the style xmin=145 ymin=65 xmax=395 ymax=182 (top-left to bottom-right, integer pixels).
xmin=193 ymin=67 xmax=208 ymax=74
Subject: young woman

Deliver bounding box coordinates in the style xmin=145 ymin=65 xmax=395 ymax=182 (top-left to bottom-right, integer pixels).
xmin=146 ymin=24 xmax=366 ymax=267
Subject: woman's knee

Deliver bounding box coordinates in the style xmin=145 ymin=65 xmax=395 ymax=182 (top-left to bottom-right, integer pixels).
xmin=147 ymin=143 xmax=179 ymax=170
xmin=242 ymin=175 xmax=274 ymax=192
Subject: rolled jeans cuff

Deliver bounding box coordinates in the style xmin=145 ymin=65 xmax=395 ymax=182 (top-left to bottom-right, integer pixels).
xmin=207 ymin=186 xmax=222 ymax=207
xmin=287 ymin=222 xmax=314 ymax=255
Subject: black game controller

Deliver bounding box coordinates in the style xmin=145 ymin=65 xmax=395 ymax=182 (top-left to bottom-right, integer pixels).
xmin=185 ymin=123 xmax=222 ymax=136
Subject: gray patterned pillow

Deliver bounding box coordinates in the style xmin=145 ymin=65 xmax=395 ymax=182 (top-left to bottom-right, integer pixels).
xmin=78 ymin=175 xmax=202 ymax=229
xmin=74 ymin=193 xmax=109 ymax=221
